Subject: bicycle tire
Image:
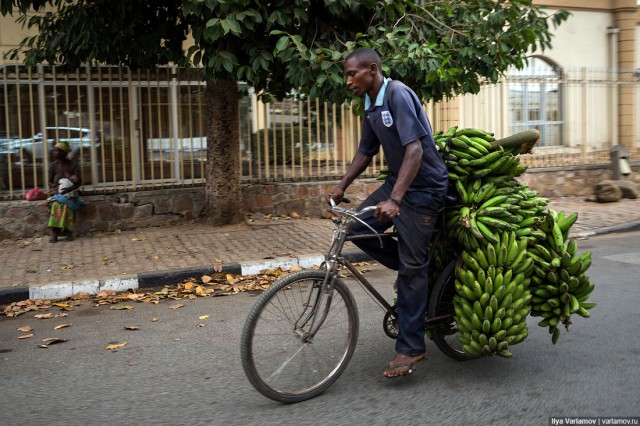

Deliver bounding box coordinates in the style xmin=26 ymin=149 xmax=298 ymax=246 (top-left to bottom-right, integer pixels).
xmin=428 ymin=258 xmax=475 ymax=361
xmin=382 ymin=305 xmax=398 ymax=339
xmin=240 ymin=269 xmax=359 ymax=403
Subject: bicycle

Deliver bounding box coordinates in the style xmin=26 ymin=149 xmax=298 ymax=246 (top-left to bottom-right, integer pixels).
xmin=240 ymin=195 xmax=473 ymax=403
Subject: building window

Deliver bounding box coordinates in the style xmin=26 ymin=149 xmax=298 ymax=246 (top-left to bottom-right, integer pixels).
xmin=508 ymin=57 xmax=562 ymax=147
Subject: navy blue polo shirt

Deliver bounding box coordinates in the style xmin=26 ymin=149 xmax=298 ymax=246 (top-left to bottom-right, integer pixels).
xmin=358 ymin=79 xmax=448 ymax=194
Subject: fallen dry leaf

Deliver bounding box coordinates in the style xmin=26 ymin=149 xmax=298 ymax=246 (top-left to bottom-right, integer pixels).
xmin=53 ymin=324 xmax=71 ymax=330
xmin=169 ymin=304 xmax=184 ymax=310
xmin=59 ymin=263 xmax=76 ymax=270
xmin=201 ymin=275 xmax=212 ymax=284
xmin=110 ymin=305 xmax=133 ymax=310
xmin=18 ymin=333 xmax=33 ymax=339
xmin=96 ymin=290 xmax=117 ymax=298
xmin=34 ymin=313 xmax=53 ymax=319
xmin=124 ymin=325 xmax=140 ymax=330
xmin=198 ymin=315 xmax=209 ymax=320
xmin=214 ymin=258 xmax=222 ymax=263
xmin=197 ymin=323 xmax=205 ymax=328
xmin=42 ymin=337 xmax=67 ymax=345
xmin=126 ymin=293 xmax=145 ymax=300
xmin=71 ymin=291 xmax=91 ymax=300
xmin=105 ymin=342 xmax=127 ymax=350
xmin=151 ymin=317 xmax=159 ymax=322
xmin=131 ymin=237 xmax=143 ymax=241
xmin=17 ymin=326 xmax=33 ymax=332
xmin=213 ymin=264 xmax=223 ymax=272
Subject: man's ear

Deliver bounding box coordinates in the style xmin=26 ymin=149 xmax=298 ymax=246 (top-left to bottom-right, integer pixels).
xmin=369 ymin=63 xmax=378 ymax=74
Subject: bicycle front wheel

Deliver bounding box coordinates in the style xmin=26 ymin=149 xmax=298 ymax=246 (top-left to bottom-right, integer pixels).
xmin=241 ymin=269 xmax=359 ymax=403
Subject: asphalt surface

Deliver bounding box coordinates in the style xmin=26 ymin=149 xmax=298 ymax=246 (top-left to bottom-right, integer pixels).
xmin=0 ymin=231 xmax=639 ymax=425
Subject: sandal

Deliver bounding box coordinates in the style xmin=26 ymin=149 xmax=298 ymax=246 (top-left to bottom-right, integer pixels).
xmin=49 ymin=236 xmax=58 ymax=243
xmin=383 ymin=353 xmax=425 ymax=378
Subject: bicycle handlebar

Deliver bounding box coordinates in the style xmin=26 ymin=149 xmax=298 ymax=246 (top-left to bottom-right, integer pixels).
xmin=328 ymin=198 xmax=382 ymax=247
xmin=329 ymin=197 xmax=376 ymax=217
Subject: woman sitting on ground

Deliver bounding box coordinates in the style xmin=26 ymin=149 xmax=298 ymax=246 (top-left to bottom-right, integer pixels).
xmin=47 ymin=141 xmax=84 ymax=242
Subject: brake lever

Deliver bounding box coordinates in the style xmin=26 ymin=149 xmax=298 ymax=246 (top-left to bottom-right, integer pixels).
xmin=329 ymin=196 xmax=351 ymax=207
xmin=346 ymin=206 xmax=383 ymax=248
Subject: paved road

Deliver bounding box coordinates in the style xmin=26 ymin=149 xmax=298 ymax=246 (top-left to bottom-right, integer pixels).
xmin=1 ymin=231 xmax=639 ymax=425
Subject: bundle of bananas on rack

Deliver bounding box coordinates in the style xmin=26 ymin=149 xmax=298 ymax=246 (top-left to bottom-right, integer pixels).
xmin=434 ymin=127 xmax=549 ymax=252
xmin=453 ymin=230 xmax=533 ymax=357
xmin=429 ymin=126 xmax=596 ymax=355
xmin=527 ymin=210 xmax=596 ymax=344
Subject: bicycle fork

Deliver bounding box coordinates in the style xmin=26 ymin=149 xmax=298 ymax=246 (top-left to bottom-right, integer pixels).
xmin=293 ymin=222 xmax=350 ymax=343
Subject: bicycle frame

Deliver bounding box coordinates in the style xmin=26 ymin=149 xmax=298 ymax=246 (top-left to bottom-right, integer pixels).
xmin=300 ymin=199 xmax=460 ymax=342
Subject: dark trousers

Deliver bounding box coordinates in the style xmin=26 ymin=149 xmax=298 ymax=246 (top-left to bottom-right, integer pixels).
xmin=349 ymin=181 xmax=443 ymax=356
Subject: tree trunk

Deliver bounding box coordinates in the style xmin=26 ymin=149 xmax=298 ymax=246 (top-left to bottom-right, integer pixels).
xmin=204 ymin=79 xmax=243 ymax=225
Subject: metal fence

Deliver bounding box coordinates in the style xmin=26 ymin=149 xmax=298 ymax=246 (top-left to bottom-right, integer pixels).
xmin=1 ymin=64 xmax=638 ymax=199
xmin=454 ymin=65 xmax=640 ymax=168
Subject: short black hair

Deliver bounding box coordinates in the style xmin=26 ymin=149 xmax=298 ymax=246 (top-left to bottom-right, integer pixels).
xmin=346 ymin=47 xmax=381 ymax=69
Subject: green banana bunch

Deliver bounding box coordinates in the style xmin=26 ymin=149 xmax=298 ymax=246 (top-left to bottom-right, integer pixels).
xmin=508 ymin=182 xmax=550 ymax=246
xmin=527 ymin=210 xmax=596 ymax=344
xmin=436 ymin=126 xmax=596 ymax=354
xmin=453 ymin=230 xmax=533 ymax=358
xmin=449 ymin=178 xmax=549 ymax=252
xmin=436 ymin=127 xmax=523 ymax=183
xmin=435 ymin=128 xmax=542 ymax=252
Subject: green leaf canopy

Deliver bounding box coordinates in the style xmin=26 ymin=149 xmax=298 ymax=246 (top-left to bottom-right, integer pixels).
xmin=3 ymin=0 xmax=569 ymax=104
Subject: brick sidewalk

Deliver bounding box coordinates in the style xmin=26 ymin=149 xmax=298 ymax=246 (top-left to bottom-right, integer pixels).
xmin=1 ymin=196 xmax=639 ymax=293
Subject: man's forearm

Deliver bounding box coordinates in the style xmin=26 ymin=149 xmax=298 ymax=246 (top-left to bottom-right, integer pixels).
xmin=336 ymin=151 xmax=372 ymax=191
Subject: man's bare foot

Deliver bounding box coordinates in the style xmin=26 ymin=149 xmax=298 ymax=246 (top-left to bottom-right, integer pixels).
xmin=383 ymin=353 xmax=425 ymax=378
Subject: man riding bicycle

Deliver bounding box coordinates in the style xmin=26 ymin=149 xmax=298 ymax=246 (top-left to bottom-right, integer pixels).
xmin=327 ymin=47 xmax=449 ymax=378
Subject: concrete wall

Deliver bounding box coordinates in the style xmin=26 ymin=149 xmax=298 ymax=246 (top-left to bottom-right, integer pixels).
xmin=1 ymin=165 xmax=639 ymax=240
xmin=541 ymin=9 xmax=614 ymax=69
xmin=0 ymin=187 xmax=206 ymax=240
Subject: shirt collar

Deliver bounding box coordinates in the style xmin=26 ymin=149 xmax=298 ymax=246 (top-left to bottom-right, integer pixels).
xmin=364 ymin=77 xmax=391 ymax=110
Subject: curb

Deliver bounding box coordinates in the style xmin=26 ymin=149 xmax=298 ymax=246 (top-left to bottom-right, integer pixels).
xmin=0 ymin=250 xmax=372 ymax=305
xmin=573 ymin=220 xmax=640 ymax=238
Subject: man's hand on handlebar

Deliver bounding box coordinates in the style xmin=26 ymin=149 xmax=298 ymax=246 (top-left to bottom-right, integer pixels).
xmin=326 ymin=188 xmax=345 ymax=206
xmin=374 ymin=199 xmax=400 ymax=222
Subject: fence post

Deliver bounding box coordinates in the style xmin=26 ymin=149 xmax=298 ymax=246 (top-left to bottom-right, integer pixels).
xmin=37 ymin=64 xmax=48 ymax=189
xmin=581 ymin=67 xmax=588 ymax=160
xmin=170 ymin=66 xmax=181 ymax=183
xmin=86 ymin=65 xmax=99 ymax=189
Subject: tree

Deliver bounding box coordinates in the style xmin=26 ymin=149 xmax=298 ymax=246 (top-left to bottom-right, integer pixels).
xmin=1 ymin=0 xmax=568 ymax=225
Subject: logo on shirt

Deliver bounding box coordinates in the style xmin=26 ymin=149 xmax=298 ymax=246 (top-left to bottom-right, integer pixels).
xmin=381 ymin=111 xmax=393 ymax=127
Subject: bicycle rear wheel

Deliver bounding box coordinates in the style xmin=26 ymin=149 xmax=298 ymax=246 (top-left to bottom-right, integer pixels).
xmin=241 ymin=269 xmax=359 ymax=403
xmin=428 ymin=258 xmax=475 ymax=361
